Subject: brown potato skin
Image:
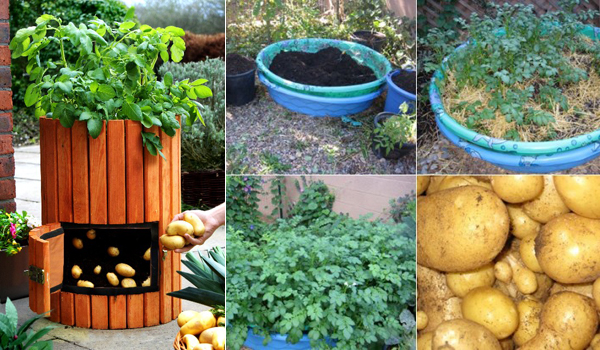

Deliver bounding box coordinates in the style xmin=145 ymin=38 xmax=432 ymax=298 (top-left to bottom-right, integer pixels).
xmin=417 ymin=186 xmax=509 ymax=272
xmin=522 ymin=175 xmax=569 ymax=224
xmin=554 ymin=176 xmax=600 ymax=219
xmin=536 ymin=213 xmax=600 ymax=284
xmin=490 ymin=175 xmax=544 ymax=203
xmin=432 ymin=319 xmax=502 ymax=350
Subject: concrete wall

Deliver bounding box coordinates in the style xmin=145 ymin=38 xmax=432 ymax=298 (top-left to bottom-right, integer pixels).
xmin=388 ymin=0 xmax=417 ymax=19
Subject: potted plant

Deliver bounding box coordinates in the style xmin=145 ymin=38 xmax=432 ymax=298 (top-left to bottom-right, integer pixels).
xmin=9 ymin=9 xmax=212 ymax=156
xmin=0 ymin=211 xmax=34 ymax=303
xmin=0 ymin=297 xmax=55 ymax=349
xmin=226 ymin=53 xmax=257 ymax=106
xmin=350 ymin=30 xmax=387 ymax=52
xmin=372 ymin=103 xmax=416 ymax=160
xmin=384 ymin=69 xmax=416 ymax=113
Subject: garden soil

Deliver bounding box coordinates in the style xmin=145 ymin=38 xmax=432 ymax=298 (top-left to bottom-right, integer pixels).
xmin=227 ymin=53 xmax=255 ymax=75
xmin=269 ymin=47 xmax=377 ymax=86
xmin=392 ymin=70 xmax=416 ymax=94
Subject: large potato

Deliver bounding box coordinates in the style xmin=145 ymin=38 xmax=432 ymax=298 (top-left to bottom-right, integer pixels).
xmin=513 ymin=298 xmax=542 ymax=346
xmin=446 ymin=263 xmax=495 ymax=298
xmin=506 ymin=204 xmax=541 ymax=239
xmin=536 ymin=213 xmax=600 ymax=283
xmin=417 ymin=186 xmax=509 ymax=272
xmin=437 ymin=176 xmax=492 ymax=192
xmin=462 ymin=287 xmax=519 ymax=339
xmin=432 ymin=319 xmax=502 ymax=349
xmin=115 ymin=263 xmax=135 ymax=277
xmin=522 ymin=175 xmax=569 ymax=223
xmin=554 ymin=176 xmax=600 ymax=219
xmin=417 ymin=176 xmax=430 ymax=196
xmin=426 ymin=176 xmax=445 ymax=195
xmin=160 ymin=235 xmax=186 ymax=250
xmin=184 ymin=212 xmax=205 ymax=237
xmin=166 ymin=220 xmax=194 ymax=236
xmin=490 ymin=175 xmax=544 ymax=203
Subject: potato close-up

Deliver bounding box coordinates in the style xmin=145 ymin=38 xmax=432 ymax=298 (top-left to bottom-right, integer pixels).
xmin=417 ymin=175 xmax=600 ymax=350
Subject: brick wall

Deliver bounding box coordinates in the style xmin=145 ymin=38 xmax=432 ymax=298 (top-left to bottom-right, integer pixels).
xmin=0 ymin=0 xmax=15 ymax=212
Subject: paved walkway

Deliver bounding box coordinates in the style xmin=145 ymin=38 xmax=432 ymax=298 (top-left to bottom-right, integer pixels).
xmin=5 ymin=145 xmax=226 ymax=349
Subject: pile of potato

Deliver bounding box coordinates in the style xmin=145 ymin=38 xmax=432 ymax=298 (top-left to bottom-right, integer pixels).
xmin=177 ymin=309 xmax=225 ymax=350
xmin=162 ymin=213 xmax=206 ymax=250
xmin=416 ymin=175 xmax=600 ymax=349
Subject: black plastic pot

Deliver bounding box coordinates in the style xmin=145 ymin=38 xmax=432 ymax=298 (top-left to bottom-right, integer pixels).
xmin=372 ymin=112 xmax=416 ymax=160
xmin=226 ymin=64 xmax=257 ymax=106
xmin=350 ymin=30 xmax=387 ymax=52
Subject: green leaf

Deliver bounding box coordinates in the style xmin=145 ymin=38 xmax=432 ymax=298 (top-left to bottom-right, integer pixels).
xmin=5 ymin=298 xmax=18 ymax=332
xmin=119 ymin=21 xmax=136 ymax=32
xmin=123 ymin=100 xmax=143 ymax=121
xmin=86 ymin=29 xmax=108 ymax=46
xmin=170 ymin=45 xmax=184 ymax=62
xmin=96 ymin=84 xmax=115 ymax=101
xmin=80 ymin=35 xmax=93 ymax=54
xmin=159 ymin=50 xmax=169 ymax=62
xmin=87 ymin=119 xmax=103 ymax=138
xmin=190 ymin=79 xmax=208 ymax=86
xmin=165 ymin=26 xmax=185 ymax=37
xmin=54 ymin=103 xmax=75 ymax=128
xmin=124 ymin=6 xmax=136 ymax=21
xmin=54 ymin=81 xmax=73 ymax=94
xmin=24 ymin=85 xmax=40 ymax=107
xmin=194 ymin=85 xmax=213 ymax=99
xmin=164 ymin=72 xmax=173 ymax=87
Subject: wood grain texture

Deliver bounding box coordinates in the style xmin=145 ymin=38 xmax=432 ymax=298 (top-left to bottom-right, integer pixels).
xmin=60 ymin=292 xmax=75 ymax=326
xmin=143 ymin=292 xmax=160 ymax=327
xmin=74 ymin=294 xmax=91 ymax=328
xmin=56 ymin=125 xmax=73 ymax=222
xmin=125 ymin=121 xmax=144 ymax=223
xmin=159 ymin=130 xmax=173 ymax=323
xmin=50 ymin=290 xmax=61 ymax=322
xmin=107 ymin=121 xmax=126 ymax=224
xmin=91 ymin=295 xmax=109 ymax=329
xmin=143 ymin=126 xmax=160 ymax=222
xmin=40 ymin=118 xmax=59 ymax=224
xmin=126 ymin=294 xmax=144 ymax=328
xmin=108 ymin=295 xmax=127 ymax=329
xmin=71 ymin=121 xmax=90 ymax=223
xmin=27 ymin=233 xmax=38 ymax=313
xmin=89 ymin=121 xmax=107 ymax=224
xmin=171 ymin=123 xmax=182 ymax=317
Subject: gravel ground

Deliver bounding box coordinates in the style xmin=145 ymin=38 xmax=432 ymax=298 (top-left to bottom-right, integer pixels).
xmin=226 ymin=85 xmax=416 ymax=175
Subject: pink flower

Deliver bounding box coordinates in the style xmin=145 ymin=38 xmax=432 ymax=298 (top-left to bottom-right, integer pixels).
xmin=10 ymin=223 xmax=16 ymax=239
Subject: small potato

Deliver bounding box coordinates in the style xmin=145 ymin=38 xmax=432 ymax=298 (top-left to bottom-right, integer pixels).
xmin=166 ymin=220 xmax=194 ymax=236
xmin=106 ymin=272 xmax=119 ymax=286
xmin=522 ymin=175 xmax=569 ymax=223
xmin=446 ymin=263 xmax=495 ymax=297
xmin=417 ymin=176 xmax=430 ymax=195
xmin=519 ymin=235 xmax=543 ymax=273
xmin=494 ymin=261 xmax=513 ymax=283
xmin=115 ymin=263 xmax=135 ymax=277
xmin=593 ymin=278 xmax=600 ymax=311
xmin=199 ymin=327 xmax=220 ymax=344
xmin=93 ymin=265 xmax=101 ymax=275
xmin=506 ymin=204 xmax=541 ymax=239
xmin=86 ymin=229 xmax=96 ymax=240
xmin=178 ymin=310 xmax=200 ymax=328
xmin=71 ymin=265 xmax=82 ymax=279
xmin=212 ymin=327 xmax=225 ymax=350
xmin=491 ymin=175 xmax=544 ymax=203
xmin=216 ymin=316 xmax=225 ymax=327
xmin=462 ymin=286 xmax=519 ymax=339
xmin=554 ymin=176 xmax=600 ymax=219
xmin=182 ymin=334 xmax=200 ymax=350
xmin=143 ymin=247 xmax=151 ymax=261
xmin=77 ymin=280 xmax=94 ymax=288
xmin=514 ymin=268 xmax=538 ymax=295
xmin=160 ymin=235 xmax=187 ymax=250
xmin=417 ymin=332 xmax=433 ymax=350
xmin=121 ymin=278 xmax=136 ymax=288
xmin=513 ymin=299 xmax=542 ymax=346
xmin=432 ymin=319 xmax=502 ymax=349
xmin=193 ymin=345 xmax=214 ymax=350
xmin=416 ymin=311 xmax=428 ymax=330
xmin=142 ymin=276 xmax=151 ymax=287
xmin=180 ymin=311 xmax=217 ymax=336
xmin=72 ymin=238 xmax=83 ymax=249
xmin=184 ymin=213 xmax=206 ymax=237
xmin=107 ymin=247 xmax=120 ymax=257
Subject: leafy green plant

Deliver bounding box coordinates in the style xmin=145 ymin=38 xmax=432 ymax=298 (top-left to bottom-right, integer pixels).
xmin=0 ymin=298 xmax=55 ymax=350
xmin=373 ymin=103 xmax=416 ymax=156
xmin=225 ymin=176 xmax=265 ymax=241
xmin=259 ymin=151 xmax=291 ymax=174
xmin=0 ymin=211 xmax=34 ymax=256
xmin=288 ymin=178 xmax=335 ymax=224
xmin=168 ymin=247 xmax=225 ymax=307
xmin=9 ymin=11 xmax=213 ymax=156
xmin=389 ymin=192 xmax=416 ymax=231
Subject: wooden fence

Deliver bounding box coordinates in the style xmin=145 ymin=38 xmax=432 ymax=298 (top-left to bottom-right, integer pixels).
xmin=420 ymin=0 xmax=600 ymax=27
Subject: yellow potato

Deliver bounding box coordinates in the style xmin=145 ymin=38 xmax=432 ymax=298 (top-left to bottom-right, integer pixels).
xmin=519 ymin=234 xmax=543 ymax=273
xmin=115 ymin=263 xmax=136 ymax=277
xmin=143 ymin=247 xmax=151 ymax=261
xmin=199 ymin=327 xmax=220 ymax=344
xmin=417 ymin=186 xmax=509 ymax=272
xmin=437 ymin=176 xmax=492 ymax=192
xmin=462 ymin=287 xmax=519 ymax=339
xmin=72 ymin=238 xmax=83 ymax=249
xmin=142 ymin=276 xmax=151 ymax=287
xmin=417 ymin=265 xmax=462 ymax=333
xmin=417 ymin=332 xmax=433 ymax=350
xmin=432 ymin=319 xmax=502 ymax=349
xmin=216 ymin=316 xmax=225 ymax=327
xmin=513 ymin=268 xmax=538 ymax=295
xmin=160 ymin=235 xmax=186 ymax=250
xmin=417 ymin=176 xmax=430 ymax=195
xmin=184 ymin=212 xmax=206 ymax=237
xmin=121 ymin=278 xmax=136 ymax=288
xmin=494 ymin=261 xmax=512 ymax=283
xmin=193 ymin=344 xmax=214 ymax=350
xmin=513 ymin=299 xmax=542 ymax=346
xmin=416 ymin=311 xmax=428 ymax=331
xmin=182 ymin=334 xmax=200 ymax=350
xmin=93 ymin=265 xmax=101 ymax=275
xmin=536 ymin=213 xmax=600 ymax=283
xmin=71 ymin=265 xmax=82 ymax=279
xmin=554 ymin=176 xmax=600 ymax=219
xmin=446 ymin=263 xmax=496 ymax=297
xmin=106 ymin=272 xmax=119 ymax=286
xmin=86 ymin=229 xmax=96 ymax=240
xmin=180 ymin=311 xmax=216 ymax=336
xmin=506 ymin=204 xmax=541 ymax=239
xmin=591 ymin=334 xmax=600 ymax=350
xmin=425 ymin=176 xmax=445 ymax=195
xmin=594 ymin=278 xmax=600 ymax=311
xmin=522 ymin=175 xmax=569 ymax=223
xmin=178 ymin=310 xmax=200 ymax=328
xmin=77 ymin=280 xmax=94 ymax=288
xmin=166 ymin=220 xmax=194 ymax=236
xmin=211 ymin=327 xmax=225 ymax=350
xmin=107 ymin=247 xmax=120 ymax=257
xmin=490 ymin=175 xmax=544 ymax=203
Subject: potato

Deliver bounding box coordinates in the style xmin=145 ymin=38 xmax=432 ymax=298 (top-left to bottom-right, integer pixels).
xmin=184 ymin=212 xmax=205 ymax=237
xmin=72 ymin=238 xmax=83 ymax=249
xmin=417 ymin=332 xmax=433 ymax=350
xmin=417 ymin=186 xmax=509 ymax=272
xmin=199 ymin=327 xmax=220 ymax=344
xmin=554 ymin=176 xmax=600 ymax=219
xmin=160 ymin=235 xmax=186 ymax=250
xmin=494 ymin=261 xmax=512 ymax=283
xmin=212 ymin=327 xmax=225 ymax=350
xmin=143 ymin=247 xmax=151 ymax=261
xmin=417 ymin=176 xmax=430 ymax=196
xmin=71 ymin=265 xmax=82 ymax=279
xmin=182 ymin=334 xmax=200 ymax=350
xmin=462 ymin=287 xmax=519 ymax=339
xmin=513 ymin=268 xmax=538 ymax=295
xmin=180 ymin=311 xmax=216 ymax=336
xmin=416 ymin=311 xmax=428 ymax=331
xmin=417 ymin=265 xmax=462 ymax=333
xmin=490 ymin=175 xmax=544 ymax=203
xmin=115 ymin=263 xmax=135 ymax=277
xmin=93 ymin=265 xmax=101 ymax=275
xmin=106 ymin=272 xmax=119 ymax=286
xmin=121 ymin=278 xmax=136 ymax=288
xmin=522 ymin=175 xmax=569 ymax=223
xmin=519 ymin=234 xmax=543 ymax=273
xmin=536 ymin=213 xmax=600 ymax=283
xmin=216 ymin=316 xmax=225 ymax=327
xmin=77 ymin=280 xmax=94 ymax=288
xmin=594 ymin=278 xmax=600 ymax=311
xmin=506 ymin=204 xmax=541 ymax=239
xmin=178 ymin=310 xmax=200 ymax=328
xmin=142 ymin=276 xmax=151 ymax=287
xmin=446 ymin=263 xmax=495 ymax=298
xmin=86 ymin=229 xmax=96 ymax=240
xmin=432 ymin=319 xmax=502 ymax=349
xmin=437 ymin=176 xmax=492 ymax=192
xmin=166 ymin=220 xmax=194 ymax=236
xmin=425 ymin=176 xmax=445 ymax=195
xmin=193 ymin=345 xmax=214 ymax=350
xmin=513 ymin=299 xmax=542 ymax=346
xmin=591 ymin=334 xmax=600 ymax=350
xmin=107 ymin=247 xmax=119 ymax=257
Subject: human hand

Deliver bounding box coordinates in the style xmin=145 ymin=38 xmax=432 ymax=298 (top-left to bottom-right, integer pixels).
xmin=170 ymin=203 xmax=225 ymax=253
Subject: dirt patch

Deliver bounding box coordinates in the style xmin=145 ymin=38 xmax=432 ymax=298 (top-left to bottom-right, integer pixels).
xmin=392 ymin=70 xmax=416 ymax=94
xmin=269 ymin=47 xmax=377 ymax=86
xmin=227 ymin=53 xmax=255 ymax=75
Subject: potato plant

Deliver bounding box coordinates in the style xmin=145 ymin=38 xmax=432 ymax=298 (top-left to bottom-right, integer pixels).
xmin=417 ymin=175 xmax=600 ymax=350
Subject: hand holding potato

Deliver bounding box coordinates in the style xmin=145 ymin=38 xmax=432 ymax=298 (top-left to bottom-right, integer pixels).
xmin=169 ymin=203 xmax=225 ymax=253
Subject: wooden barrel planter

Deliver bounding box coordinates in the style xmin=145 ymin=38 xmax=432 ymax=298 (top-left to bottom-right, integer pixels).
xmin=28 ymin=117 xmax=181 ymax=329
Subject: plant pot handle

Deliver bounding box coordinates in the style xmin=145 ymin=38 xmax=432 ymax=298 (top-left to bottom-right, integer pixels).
xmin=401 ymin=64 xmax=416 ymax=70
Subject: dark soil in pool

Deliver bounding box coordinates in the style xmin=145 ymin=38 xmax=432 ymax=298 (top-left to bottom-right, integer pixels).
xmin=227 ymin=53 xmax=256 ymax=75
xmin=269 ymin=47 xmax=377 ymax=86
xmin=392 ymin=70 xmax=416 ymax=94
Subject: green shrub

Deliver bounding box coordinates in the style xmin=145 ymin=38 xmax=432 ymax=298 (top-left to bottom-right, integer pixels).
xmin=158 ymin=59 xmax=225 ymax=171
